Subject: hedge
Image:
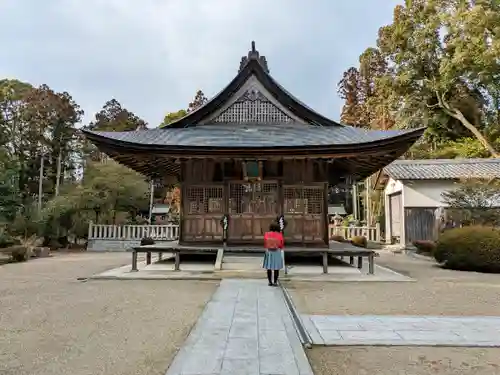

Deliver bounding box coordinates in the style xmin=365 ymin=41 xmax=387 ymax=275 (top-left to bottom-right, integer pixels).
xmin=412 ymin=240 xmax=436 ymax=255
xmin=434 ymin=226 xmax=500 ymax=273
xmin=351 ymin=235 xmax=367 ymax=248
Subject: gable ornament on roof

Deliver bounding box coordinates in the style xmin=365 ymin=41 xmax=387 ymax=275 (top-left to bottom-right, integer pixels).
xmin=237 ymin=87 xmax=268 ymax=102
xmin=239 ymin=41 xmax=270 ymax=73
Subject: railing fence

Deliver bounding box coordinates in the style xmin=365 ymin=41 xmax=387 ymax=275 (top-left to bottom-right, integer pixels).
xmin=88 ymin=223 xmax=179 ymax=241
xmin=329 ymin=223 xmax=381 ymax=242
xmin=88 ymin=222 xmax=381 ymax=242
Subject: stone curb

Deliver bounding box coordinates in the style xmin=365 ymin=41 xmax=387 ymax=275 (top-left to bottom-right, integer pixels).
xmin=88 ymin=275 xmax=416 ymax=283
xmin=280 ymin=284 xmax=313 ymax=349
xmin=87 ymin=275 xmax=223 ymax=281
xmin=309 ymin=342 xmax=500 ymax=348
xmin=406 ymin=251 xmax=437 ymax=262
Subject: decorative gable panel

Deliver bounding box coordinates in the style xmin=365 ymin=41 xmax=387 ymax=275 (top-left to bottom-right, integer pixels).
xmin=212 ymin=87 xmax=294 ymax=123
xmin=200 ymin=75 xmax=305 ymax=125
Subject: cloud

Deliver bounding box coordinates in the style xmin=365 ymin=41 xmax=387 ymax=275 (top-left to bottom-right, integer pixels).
xmin=0 ymin=0 xmax=401 ymax=127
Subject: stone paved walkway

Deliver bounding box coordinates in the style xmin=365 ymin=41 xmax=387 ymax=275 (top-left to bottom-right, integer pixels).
xmin=302 ymin=315 xmax=500 ymax=347
xmin=166 ymin=279 xmax=313 ymax=375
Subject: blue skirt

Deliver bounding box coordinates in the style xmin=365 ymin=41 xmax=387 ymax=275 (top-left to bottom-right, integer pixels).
xmin=263 ymin=249 xmax=284 ymax=270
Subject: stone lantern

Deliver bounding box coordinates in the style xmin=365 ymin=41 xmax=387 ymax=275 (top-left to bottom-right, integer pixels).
xmin=333 ymin=213 xmax=343 ymax=226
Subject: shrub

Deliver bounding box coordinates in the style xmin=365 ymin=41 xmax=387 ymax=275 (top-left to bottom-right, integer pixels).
xmin=42 ymin=238 xmax=63 ymax=250
xmin=351 ymin=235 xmax=367 ymax=248
xmin=140 ymin=237 xmax=155 ymax=246
xmin=434 ymin=226 xmax=500 ymax=273
xmin=441 ymin=179 xmax=500 ymax=226
xmin=8 ymin=245 xmax=30 ymax=262
xmin=412 ymin=240 xmax=436 ymax=254
xmin=331 ymin=235 xmax=345 ymax=242
xmin=0 ymin=233 xmax=20 ymax=248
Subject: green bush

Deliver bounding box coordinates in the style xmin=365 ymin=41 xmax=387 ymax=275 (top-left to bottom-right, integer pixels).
xmin=434 ymin=226 xmax=500 ymax=273
xmin=412 ymin=240 xmax=436 ymax=254
xmin=351 ymin=235 xmax=367 ymax=248
xmin=0 ymin=233 xmax=20 ymax=248
xmin=9 ymin=245 xmax=29 ymax=262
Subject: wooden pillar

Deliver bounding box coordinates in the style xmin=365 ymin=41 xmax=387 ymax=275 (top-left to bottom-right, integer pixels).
xmin=174 ymin=251 xmax=180 ymax=271
xmin=352 ymin=181 xmax=359 ymax=221
xmin=131 ymin=251 xmax=138 ymax=272
xmin=384 ymin=190 xmax=392 ymax=244
xmin=368 ymin=253 xmax=375 ymax=274
xmin=179 ymin=160 xmax=186 ymax=244
xmin=278 ymin=176 xmax=284 ymax=216
xmin=323 ymin=181 xmax=329 ymax=246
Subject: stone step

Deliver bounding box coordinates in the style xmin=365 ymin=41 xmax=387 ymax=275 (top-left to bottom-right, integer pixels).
xmin=222 ymin=255 xmax=262 ymax=270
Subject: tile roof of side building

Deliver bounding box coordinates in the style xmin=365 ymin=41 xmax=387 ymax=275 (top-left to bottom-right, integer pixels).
xmin=384 ymin=158 xmax=500 ymax=180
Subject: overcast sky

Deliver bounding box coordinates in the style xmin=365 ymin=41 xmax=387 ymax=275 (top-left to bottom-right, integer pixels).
xmin=0 ymin=0 xmax=401 ymax=127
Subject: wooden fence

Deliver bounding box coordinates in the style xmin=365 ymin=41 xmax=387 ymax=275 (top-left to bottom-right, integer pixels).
xmin=329 ymin=224 xmax=381 ymax=243
xmin=88 ymin=223 xmax=179 ymax=241
xmin=88 ymin=222 xmax=381 ymax=242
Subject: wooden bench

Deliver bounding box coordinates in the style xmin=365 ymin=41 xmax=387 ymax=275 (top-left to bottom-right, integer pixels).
xmin=131 ymin=243 xmax=376 ymax=275
xmin=130 ymin=244 xmax=220 ymax=272
xmin=283 ymin=247 xmax=376 ymax=275
xmin=329 ymin=249 xmax=375 ymax=274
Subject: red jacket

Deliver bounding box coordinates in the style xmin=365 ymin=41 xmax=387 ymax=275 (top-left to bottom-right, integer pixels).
xmin=264 ymin=231 xmax=284 ymax=250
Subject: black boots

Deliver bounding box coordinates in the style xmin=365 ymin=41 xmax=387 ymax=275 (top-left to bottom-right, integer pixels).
xmin=267 ymin=270 xmax=273 ymax=286
xmin=267 ymin=270 xmax=279 ymax=286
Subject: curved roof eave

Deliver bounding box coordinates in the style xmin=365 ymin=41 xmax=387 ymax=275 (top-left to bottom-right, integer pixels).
xmin=82 ymin=127 xmax=425 ymax=156
xmin=97 ymin=141 xmax=418 ymax=181
xmin=160 ymin=59 xmax=342 ymax=128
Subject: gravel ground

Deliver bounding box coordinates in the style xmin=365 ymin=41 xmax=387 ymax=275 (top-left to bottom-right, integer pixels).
xmin=286 ymin=252 xmax=500 ymax=316
xmin=0 ymin=252 xmax=218 ymax=375
xmin=288 ymin=253 xmax=500 ymax=374
xmin=308 ymin=347 xmax=500 ymax=375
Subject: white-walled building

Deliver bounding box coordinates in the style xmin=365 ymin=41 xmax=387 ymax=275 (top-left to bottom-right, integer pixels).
xmin=383 ymin=158 xmax=500 ymax=246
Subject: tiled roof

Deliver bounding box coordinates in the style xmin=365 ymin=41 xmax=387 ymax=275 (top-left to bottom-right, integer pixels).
xmin=328 ymin=205 xmax=347 ymax=215
xmin=85 ymin=123 xmax=420 ymax=148
xmin=152 ymin=204 xmax=171 ymax=214
xmin=385 ymin=158 xmax=500 ymax=180
xmin=162 ymin=57 xmax=343 ymax=129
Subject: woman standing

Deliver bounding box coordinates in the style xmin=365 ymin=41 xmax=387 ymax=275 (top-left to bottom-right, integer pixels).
xmin=263 ymin=223 xmax=284 ymax=286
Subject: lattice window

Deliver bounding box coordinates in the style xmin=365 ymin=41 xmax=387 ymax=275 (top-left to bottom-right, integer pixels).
xmin=213 ymin=88 xmax=294 ymax=123
xmin=284 ymin=186 xmax=306 ymax=214
xmin=229 ymin=182 xmax=278 ymax=215
xmin=284 ymin=186 xmax=324 ymax=215
xmin=303 ymin=187 xmax=323 ymax=214
xmin=185 ymin=186 xmax=224 ymax=215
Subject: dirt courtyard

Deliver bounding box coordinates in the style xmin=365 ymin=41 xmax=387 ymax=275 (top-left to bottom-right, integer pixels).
xmin=3 ymin=251 xmax=500 ymax=375
xmin=287 ymin=252 xmax=500 ymax=375
xmin=308 ymin=346 xmax=500 ymax=375
xmin=0 ymin=252 xmax=218 ymax=375
xmin=287 ymin=252 xmax=500 ymax=316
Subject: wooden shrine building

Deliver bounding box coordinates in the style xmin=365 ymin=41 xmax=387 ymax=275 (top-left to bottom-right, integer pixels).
xmin=83 ymin=42 xmax=424 ymax=248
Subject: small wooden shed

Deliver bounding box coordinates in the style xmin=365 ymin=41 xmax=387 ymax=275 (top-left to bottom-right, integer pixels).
xmin=384 ymin=158 xmax=500 ymax=245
